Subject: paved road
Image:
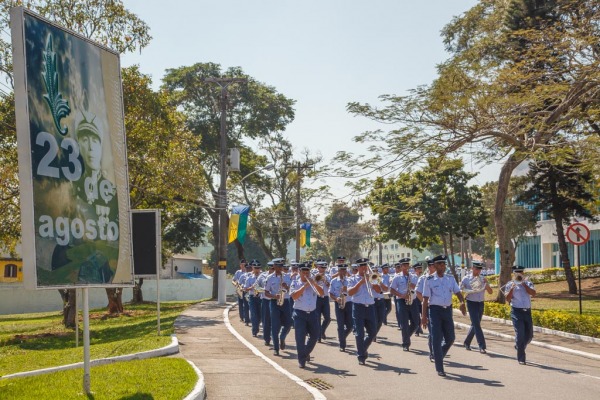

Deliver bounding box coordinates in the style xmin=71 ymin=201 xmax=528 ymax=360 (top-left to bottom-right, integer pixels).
xmin=228 ymin=303 xmax=600 ymax=400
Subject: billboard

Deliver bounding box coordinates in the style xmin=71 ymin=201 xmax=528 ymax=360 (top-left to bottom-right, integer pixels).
xmin=10 ymin=8 xmax=134 ymax=289
xmin=132 ymin=210 xmax=161 ymax=276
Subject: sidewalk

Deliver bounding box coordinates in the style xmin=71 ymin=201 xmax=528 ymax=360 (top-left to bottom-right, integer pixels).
xmin=174 ymin=298 xmax=314 ymax=400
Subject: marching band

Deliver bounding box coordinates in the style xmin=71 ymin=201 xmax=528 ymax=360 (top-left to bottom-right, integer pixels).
xmin=232 ymin=255 xmax=531 ymax=376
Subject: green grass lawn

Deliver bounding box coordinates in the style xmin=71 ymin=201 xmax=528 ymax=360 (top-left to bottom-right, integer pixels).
xmin=0 ymin=357 xmax=197 ymax=400
xmin=0 ymin=301 xmax=197 ymax=376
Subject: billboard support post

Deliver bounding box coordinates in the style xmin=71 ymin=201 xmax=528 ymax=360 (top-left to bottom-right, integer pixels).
xmin=82 ymin=287 xmax=91 ymax=394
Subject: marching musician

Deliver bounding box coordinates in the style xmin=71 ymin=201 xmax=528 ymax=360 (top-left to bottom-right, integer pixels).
xmin=232 ymin=259 xmax=248 ymax=323
xmin=290 ymin=263 xmax=324 ymax=368
xmin=421 ymin=255 xmax=467 ymax=377
xmin=461 ymin=263 xmax=492 ymax=353
xmin=392 ymin=261 xmax=404 ymax=330
xmin=371 ymin=263 xmax=388 ymax=342
xmin=244 ymin=260 xmax=264 ymax=337
xmin=389 ymin=258 xmax=418 ymax=351
xmin=329 ymin=263 xmax=353 ymax=352
xmin=416 ymin=259 xmax=436 ymax=361
xmin=315 ymin=260 xmax=332 ymax=342
xmin=329 ymin=256 xmax=346 ymax=279
xmin=506 ymin=265 xmax=536 ymax=365
xmin=259 ymin=262 xmax=275 ymax=346
xmin=412 ymin=263 xmax=424 ymax=336
xmin=381 ymin=264 xmax=392 ymax=325
xmin=264 ymin=258 xmax=292 ymax=356
xmin=348 ymin=258 xmax=378 ymax=365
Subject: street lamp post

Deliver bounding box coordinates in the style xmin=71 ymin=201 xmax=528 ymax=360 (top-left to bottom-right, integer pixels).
xmin=205 ymin=77 xmax=246 ymax=305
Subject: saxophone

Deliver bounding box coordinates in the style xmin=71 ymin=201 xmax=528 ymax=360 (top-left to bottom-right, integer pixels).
xmin=339 ymin=278 xmax=347 ymax=310
xmin=276 ymin=275 xmax=287 ymax=306
xmin=405 ymin=275 xmax=414 ymax=306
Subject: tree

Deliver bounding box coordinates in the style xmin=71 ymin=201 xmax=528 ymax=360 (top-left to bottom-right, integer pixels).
xmin=162 ymin=63 xmax=296 ymax=297
xmin=517 ymin=150 xmax=598 ymax=293
xmin=343 ymin=0 xmax=600 ymax=301
xmin=365 ymin=158 xmax=488 ymax=281
xmin=322 ymin=202 xmax=366 ymax=261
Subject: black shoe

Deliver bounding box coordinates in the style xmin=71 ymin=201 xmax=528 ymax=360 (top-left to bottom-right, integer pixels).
xmin=322 ymin=333 xmax=327 ymax=340
xmin=252 ymin=333 xmax=257 ymax=337
xmin=358 ymin=359 xmax=366 ymax=365
xmin=280 ymin=340 xmax=286 ymax=350
xmin=264 ymin=342 xmax=270 ymax=346
xmin=339 ymin=348 xmax=345 ymax=352
xmin=403 ymin=346 xmax=410 ymax=352
xmin=307 ymin=355 xmax=312 ymax=362
xmin=480 ymin=349 xmax=487 ymax=354
xmin=429 ymin=354 xmax=434 ymax=362
xmin=299 ymin=362 xmax=306 ymax=369
xmin=318 ymin=338 xmax=321 ymax=343
xmin=438 ymin=371 xmax=446 ymax=377
xmin=373 ymin=336 xmax=377 ymax=343
xmin=464 ymin=344 xmax=471 ymax=351
xmin=519 ymin=361 xmax=526 ymax=365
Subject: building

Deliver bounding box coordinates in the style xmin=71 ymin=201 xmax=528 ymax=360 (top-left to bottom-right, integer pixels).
xmin=0 ymin=259 xmax=23 ymax=284
xmin=514 ymin=216 xmax=600 ymax=269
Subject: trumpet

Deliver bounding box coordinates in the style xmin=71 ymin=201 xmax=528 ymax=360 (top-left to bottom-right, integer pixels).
xmin=500 ymin=276 xmax=528 ymax=296
xmin=276 ymin=275 xmax=287 ymax=306
xmin=370 ymin=272 xmax=382 ymax=285
xmin=461 ymin=275 xmax=486 ymax=295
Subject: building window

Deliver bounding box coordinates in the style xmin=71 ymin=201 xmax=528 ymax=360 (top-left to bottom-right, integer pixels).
xmin=4 ymin=264 xmax=17 ymax=278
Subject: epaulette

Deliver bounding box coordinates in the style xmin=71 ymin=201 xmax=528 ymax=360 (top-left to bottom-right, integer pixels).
xmin=427 ymin=275 xmax=434 ymax=280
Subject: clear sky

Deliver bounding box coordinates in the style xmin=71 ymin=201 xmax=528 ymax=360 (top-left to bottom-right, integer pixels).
xmin=121 ymin=0 xmax=500 ymax=206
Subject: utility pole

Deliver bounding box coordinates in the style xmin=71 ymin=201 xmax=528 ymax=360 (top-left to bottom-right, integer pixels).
xmin=205 ymin=77 xmax=246 ymax=305
xmin=288 ymin=162 xmax=313 ymax=261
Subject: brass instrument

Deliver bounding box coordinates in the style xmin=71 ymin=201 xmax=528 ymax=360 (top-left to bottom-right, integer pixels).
xmin=235 ymin=281 xmax=244 ymax=298
xmin=405 ymin=275 xmax=414 ymax=305
xmin=305 ymin=275 xmax=320 ymax=295
xmin=276 ymin=275 xmax=287 ymax=306
xmin=363 ymin=266 xmax=375 ymax=298
xmin=339 ymin=279 xmax=348 ymax=310
xmin=500 ymin=275 xmax=528 ymax=296
xmin=462 ymin=275 xmax=486 ymax=295
xmin=251 ymin=277 xmax=265 ymax=296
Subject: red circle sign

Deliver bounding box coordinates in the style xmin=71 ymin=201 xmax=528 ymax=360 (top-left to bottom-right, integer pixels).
xmin=566 ymin=222 xmax=591 ymax=246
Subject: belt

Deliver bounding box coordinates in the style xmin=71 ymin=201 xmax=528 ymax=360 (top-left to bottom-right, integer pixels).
xmin=355 ymin=303 xmax=373 ymax=308
xmin=294 ymin=308 xmax=315 ymax=314
xmin=430 ymin=304 xmax=451 ymax=309
xmin=512 ymin=307 xmax=530 ymax=312
xmin=374 ymin=298 xmax=383 ymax=301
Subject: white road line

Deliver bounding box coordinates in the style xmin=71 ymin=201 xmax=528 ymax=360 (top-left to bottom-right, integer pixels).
xmin=223 ymin=303 xmax=327 ymax=400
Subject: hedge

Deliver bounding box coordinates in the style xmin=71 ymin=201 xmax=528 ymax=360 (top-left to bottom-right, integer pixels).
xmin=452 ymin=298 xmax=600 ymax=338
xmin=485 ymin=264 xmax=600 ymax=286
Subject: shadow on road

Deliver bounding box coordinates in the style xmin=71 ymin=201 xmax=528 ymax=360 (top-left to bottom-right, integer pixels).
xmin=444 ymin=372 xmax=504 ymax=387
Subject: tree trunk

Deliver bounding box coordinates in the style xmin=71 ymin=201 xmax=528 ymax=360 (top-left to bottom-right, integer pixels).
xmin=59 ymin=289 xmax=77 ymax=328
xmin=554 ymin=212 xmax=578 ymax=294
xmin=106 ymin=288 xmax=124 ymax=314
xmin=494 ymin=154 xmax=523 ymax=303
xmin=448 ymin=232 xmax=459 ymax=283
xmin=132 ymin=278 xmax=144 ymax=303
xmin=210 ymin=213 xmax=219 ymax=299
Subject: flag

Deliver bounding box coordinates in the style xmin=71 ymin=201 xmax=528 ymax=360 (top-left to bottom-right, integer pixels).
xmin=228 ymin=205 xmax=250 ymax=244
xmin=300 ymin=223 xmax=311 ymax=248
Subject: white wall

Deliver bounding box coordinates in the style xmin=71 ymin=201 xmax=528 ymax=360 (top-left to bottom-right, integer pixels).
xmin=0 ymin=278 xmax=234 ymax=315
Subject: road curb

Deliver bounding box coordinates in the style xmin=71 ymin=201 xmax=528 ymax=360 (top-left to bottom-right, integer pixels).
xmin=182 ymin=359 xmax=206 ymax=400
xmin=1 ymin=334 xmax=180 ymax=379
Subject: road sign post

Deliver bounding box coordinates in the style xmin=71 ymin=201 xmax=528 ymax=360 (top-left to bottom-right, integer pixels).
xmin=566 ymin=222 xmax=591 ymax=315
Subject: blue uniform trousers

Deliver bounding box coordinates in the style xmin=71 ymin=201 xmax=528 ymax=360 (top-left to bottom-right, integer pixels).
xmin=237 ymin=293 xmax=245 ymax=321
xmin=397 ymin=300 xmax=418 ymax=347
xmin=270 ymin=299 xmax=292 ymax=352
xmin=316 ymin=296 xmax=331 ymax=339
xmin=261 ymin=298 xmax=271 ymax=344
xmin=414 ymin=298 xmax=423 ymax=334
xmin=248 ymin=295 xmax=262 ymax=336
xmin=374 ymin=299 xmax=386 ymax=336
xmin=511 ymin=307 xmax=533 ymax=363
xmin=352 ymin=303 xmax=377 ymax=362
xmin=242 ymin=294 xmax=250 ymax=323
xmin=464 ymin=300 xmax=486 ymax=349
xmin=293 ymin=309 xmax=319 ymax=366
xmin=429 ymin=305 xmax=455 ymax=373
xmin=334 ymin=301 xmax=353 ymax=350
xmin=383 ymin=298 xmax=392 ymax=325
xmin=394 ymin=297 xmax=403 ymax=329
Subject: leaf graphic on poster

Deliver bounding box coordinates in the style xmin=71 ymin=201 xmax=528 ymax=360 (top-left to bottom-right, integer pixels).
xmin=42 ymin=35 xmax=71 ymax=135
